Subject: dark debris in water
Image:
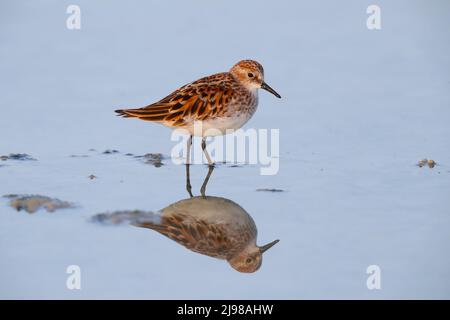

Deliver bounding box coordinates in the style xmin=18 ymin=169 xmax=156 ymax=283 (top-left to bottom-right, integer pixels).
xmin=91 ymin=210 xmax=159 ymax=226
xmin=71 ymin=148 xmax=166 ymax=167
xmin=207 ymin=161 xmax=243 ymax=168
xmin=70 ymin=154 xmax=89 ymax=158
xmin=3 ymin=194 xmax=75 ymax=214
xmin=134 ymin=153 xmax=166 ymax=167
xmin=256 ymin=188 xmax=285 ymax=193
xmin=102 ymin=149 xmax=120 ymax=154
xmin=0 ymin=153 xmax=36 ymax=161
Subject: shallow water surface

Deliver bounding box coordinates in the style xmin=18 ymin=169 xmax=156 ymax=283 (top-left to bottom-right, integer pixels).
xmin=1 ymin=0 xmax=450 ymax=299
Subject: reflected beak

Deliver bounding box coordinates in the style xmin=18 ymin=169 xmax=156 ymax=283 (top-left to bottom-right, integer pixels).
xmin=259 ymin=239 xmax=280 ymax=253
xmin=261 ymin=82 xmax=281 ymax=98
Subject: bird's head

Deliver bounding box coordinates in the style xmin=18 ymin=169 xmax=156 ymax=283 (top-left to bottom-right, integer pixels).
xmin=227 ymin=239 xmax=279 ymax=273
xmin=230 ymin=60 xmax=281 ymax=98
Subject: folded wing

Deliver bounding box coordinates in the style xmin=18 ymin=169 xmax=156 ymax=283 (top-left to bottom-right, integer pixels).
xmin=115 ymin=73 xmax=234 ymax=127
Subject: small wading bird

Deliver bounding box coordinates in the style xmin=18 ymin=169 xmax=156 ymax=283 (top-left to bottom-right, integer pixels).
xmin=92 ymin=166 xmax=279 ymax=272
xmin=137 ymin=196 xmax=279 ymax=272
xmin=115 ymin=60 xmax=281 ymax=166
xmin=136 ymin=166 xmax=280 ymax=273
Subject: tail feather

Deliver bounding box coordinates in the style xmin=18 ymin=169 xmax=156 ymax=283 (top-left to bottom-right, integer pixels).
xmin=115 ymin=107 xmax=169 ymax=121
xmin=115 ymin=109 xmax=133 ymax=118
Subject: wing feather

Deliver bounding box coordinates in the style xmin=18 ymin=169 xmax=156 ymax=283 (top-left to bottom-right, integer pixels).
xmin=115 ymin=72 xmax=235 ymax=126
xmin=135 ymin=213 xmax=236 ymax=259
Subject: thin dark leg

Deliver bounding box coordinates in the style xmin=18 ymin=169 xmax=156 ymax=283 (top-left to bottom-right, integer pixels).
xmin=185 ymin=164 xmax=193 ymax=198
xmin=200 ymin=165 xmax=214 ymax=198
xmin=201 ymin=137 xmax=214 ymax=166
xmin=186 ymin=135 xmax=193 ymax=165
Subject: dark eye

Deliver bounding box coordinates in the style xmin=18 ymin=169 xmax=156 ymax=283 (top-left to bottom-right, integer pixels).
xmin=246 ymin=258 xmax=252 ymax=264
xmin=247 ymin=72 xmax=254 ymax=78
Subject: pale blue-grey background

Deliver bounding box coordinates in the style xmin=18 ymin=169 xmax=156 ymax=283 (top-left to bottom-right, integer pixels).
xmin=0 ymin=0 xmax=449 ymax=299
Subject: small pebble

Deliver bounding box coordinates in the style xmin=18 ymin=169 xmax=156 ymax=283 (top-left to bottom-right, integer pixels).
xmin=417 ymin=158 xmax=437 ymax=168
xmin=417 ymin=159 xmax=428 ymax=167
xmin=427 ymin=159 xmax=436 ymax=168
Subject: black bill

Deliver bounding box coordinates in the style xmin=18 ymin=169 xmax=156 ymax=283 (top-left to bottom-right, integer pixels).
xmin=261 ymin=82 xmax=281 ymax=98
xmin=259 ymin=239 xmax=280 ymax=253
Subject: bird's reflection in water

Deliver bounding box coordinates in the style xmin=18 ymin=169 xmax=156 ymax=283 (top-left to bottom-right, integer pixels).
xmin=135 ymin=165 xmax=279 ymax=273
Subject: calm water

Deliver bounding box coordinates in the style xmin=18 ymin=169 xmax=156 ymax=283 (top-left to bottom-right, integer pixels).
xmin=1 ymin=0 xmax=449 ymax=299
